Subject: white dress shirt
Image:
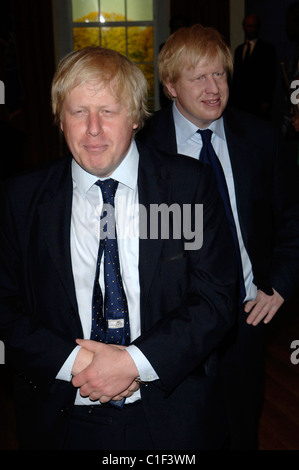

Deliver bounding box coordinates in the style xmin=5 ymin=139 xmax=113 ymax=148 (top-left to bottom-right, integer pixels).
xmin=173 ymin=101 xmax=257 ymax=301
xmin=57 ymin=140 xmax=158 ymax=405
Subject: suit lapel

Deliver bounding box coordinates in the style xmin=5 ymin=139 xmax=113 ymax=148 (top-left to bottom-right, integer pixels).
xmin=37 ymin=148 xmax=172 ymax=331
xmin=37 ymin=159 xmax=78 ymax=314
xmin=148 ymin=104 xmax=178 ymax=154
xmin=137 ymin=142 xmax=170 ymax=323
xmin=223 ymin=110 xmax=254 ymax=247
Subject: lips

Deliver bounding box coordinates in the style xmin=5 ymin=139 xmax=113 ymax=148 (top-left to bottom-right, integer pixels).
xmin=203 ymin=98 xmax=220 ymax=106
xmin=83 ymin=144 xmax=108 ymax=153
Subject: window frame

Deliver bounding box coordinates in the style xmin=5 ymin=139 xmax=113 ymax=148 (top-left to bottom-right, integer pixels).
xmin=52 ymin=0 xmax=170 ymax=110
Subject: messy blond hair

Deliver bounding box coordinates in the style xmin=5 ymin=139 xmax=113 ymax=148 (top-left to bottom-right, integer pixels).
xmin=159 ymin=24 xmax=233 ymax=100
xmin=51 ymin=47 xmax=150 ymax=129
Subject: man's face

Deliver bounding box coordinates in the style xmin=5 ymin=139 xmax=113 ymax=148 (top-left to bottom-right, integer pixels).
xmin=166 ymin=56 xmax=229 ymax=129
xmin=243 ymin=16 xmax=259 ymax=40
xmin=60 ymin=82 xmax=138 ymax=178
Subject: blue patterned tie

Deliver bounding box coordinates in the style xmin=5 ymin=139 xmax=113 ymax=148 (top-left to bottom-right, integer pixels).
xmin=198 ymin=129 xmax=246 ymax=304
xmin=91 ymin=178 xmax=130 ymax=408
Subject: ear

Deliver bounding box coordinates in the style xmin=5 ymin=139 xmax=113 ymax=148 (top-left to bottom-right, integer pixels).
xmin=133 ymin=122 xmax=139 ymax=130
xmin=165 ymin=81 xmax=177 ymax=99
xmin=60 ymin=121 xmax=64 ymax=132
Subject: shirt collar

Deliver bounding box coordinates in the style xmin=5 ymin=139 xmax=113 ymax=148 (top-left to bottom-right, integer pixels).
xmin=246 ymin=38 xmax=257 ymax=45
xmin=72 ymin=140 xmax=139 ymax=197
xmin=172 ymin=101 xmax=225 ymax=144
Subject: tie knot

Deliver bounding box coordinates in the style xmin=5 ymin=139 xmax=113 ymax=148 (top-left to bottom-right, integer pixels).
xmin=96 ymin=178 xmax=118 ymax=204
xmin=197 ymin=128 xmax=213 ymax=145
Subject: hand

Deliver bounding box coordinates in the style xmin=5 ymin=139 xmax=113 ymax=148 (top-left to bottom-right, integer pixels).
xmin=244 ymin=288 xmax=284 ymax=326
xmin=72 ymin=339 xmax=139 ymax=402
xmin=71 ymin=345 xmax=94 ymax=376
xmin=105 ymin=379 xmax=140 ymax=403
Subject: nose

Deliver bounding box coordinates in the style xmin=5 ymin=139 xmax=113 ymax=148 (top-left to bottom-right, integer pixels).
xmin=205 ymin=75 xmax=219 ymax=94
xmin=87 ymin=113 xmax=103 ymax=137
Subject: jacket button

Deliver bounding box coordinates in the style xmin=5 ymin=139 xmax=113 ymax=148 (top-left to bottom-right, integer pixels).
xmin=60 ymin=406 xmax=69 ymax=414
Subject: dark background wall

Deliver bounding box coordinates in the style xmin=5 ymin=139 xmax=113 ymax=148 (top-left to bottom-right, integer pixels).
xmin=244 ymin=0 xmax=299 ymax=126
xmin=170 ymin=0 xmax=230 ymax=41
xmin=0 ymin=0 xmax=59 ymax=179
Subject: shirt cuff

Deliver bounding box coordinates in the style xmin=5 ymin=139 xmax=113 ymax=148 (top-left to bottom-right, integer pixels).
xmin=55 ymin=345 xmax=81 ymax=382
xmin=126 ymin=344 xmax=159 ymax=382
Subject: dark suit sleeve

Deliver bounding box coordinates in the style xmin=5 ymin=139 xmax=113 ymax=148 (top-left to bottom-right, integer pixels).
xmin=0 ymin=181 xmax=77 ymax=393
xmin=270 ymin=136 xmax=299 ymax=300
xmin=242 ymin=120 xmax=299 ymax=300
xmin=133 ymin=164 xmax=238 ymax=393
xmin=224 ymin=109 xmax=299 ymax=302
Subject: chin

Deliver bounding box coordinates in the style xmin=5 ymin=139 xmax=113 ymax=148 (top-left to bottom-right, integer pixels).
xmin=205 ymin=108 xmax=223 ymax=121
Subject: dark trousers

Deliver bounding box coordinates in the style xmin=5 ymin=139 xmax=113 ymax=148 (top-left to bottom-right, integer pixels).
xmin=220 ymin=306 xmax=266 ymax=450
xmin=63 ymin=401 xmax=155 ymax=450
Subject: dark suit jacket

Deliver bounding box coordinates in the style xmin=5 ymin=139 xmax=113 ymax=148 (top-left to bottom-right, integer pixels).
xmin=0 ymin=140 xmax=238 ymax=450
xmin=230 ymin=39 xmax=276 ymax=117
xmin=136 ymin=105 xmax=299 ymax=303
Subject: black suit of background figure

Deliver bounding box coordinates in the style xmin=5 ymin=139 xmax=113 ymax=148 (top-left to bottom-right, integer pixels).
xmin=230 ymin=14 xmax=276 ymax=119
xmin=282 ymin=1 xmax=299 ymax=167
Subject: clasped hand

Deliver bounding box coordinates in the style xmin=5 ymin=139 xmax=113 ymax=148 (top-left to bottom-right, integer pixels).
xmin=71 ymin=339 xmax=140 ymax=403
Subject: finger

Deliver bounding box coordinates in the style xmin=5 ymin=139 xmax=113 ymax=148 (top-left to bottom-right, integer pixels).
xmin=128 ymin=382 xmax=140 ymax=393
xmin=72 ymin=371 xmax=88 ymax=388
xmin=110 ymin=394 xmax=124 ymax=401
xmin=263 ymin=305 xmax=279 ymax=324
xmin=109 ymin=344 xmax=127 ymax=350
xmin=76 ymin=338 xmax=101 ymax=352
xmin=250 ymin=310 xmax=267 ymax=326
xmin=247 ymin=301 xmax=274 ymax=325
xmin=78 ymin=385 xmax=90 ymax=398
xmin=245 ymin=293 xmax=269 ymax=321
xmin=246 ymin=304 xmax=266 ymax=325
xmin=88 ymin=394 xmax=101 ymax=402
xmin=244 ymin=299 xmax=257 ymax=313
xmin=111 ymin=382 xmax=139 ymax=400
xmin=76 ymin=378 xmax=97 ymax=397
xmin=99 ymin=395 xmax=113 ymax=403
xmin=252 ymin=306 xmax=278 ymax=325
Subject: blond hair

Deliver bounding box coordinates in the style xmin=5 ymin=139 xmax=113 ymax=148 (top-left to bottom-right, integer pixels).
xmin=51 ymin=47 xmax=150 ymax=128
xmin=159 ymin=24 xmax=233 ymax=100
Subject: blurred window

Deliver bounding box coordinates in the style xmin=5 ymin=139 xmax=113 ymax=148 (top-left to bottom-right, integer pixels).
xmin=72 ymin=0 xmax=154 ymax=109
